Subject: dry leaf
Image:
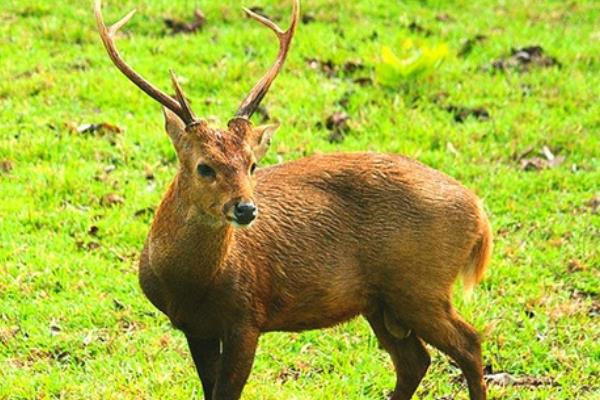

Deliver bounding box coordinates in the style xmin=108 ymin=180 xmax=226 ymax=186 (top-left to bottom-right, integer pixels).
xmin=519 ymin=145 xmax=565 ymax=171
xmin=87 ymin=241 xmax=101 ymax=250
xmin=302 ymin=13 xmax=316 ymax=24
xmin=589 ymin=302 xmax=600 ymax=318
xmin=76 ymin=122 xmax=123 ymax=136
xmin=485 ymin=372 xmax=556 ymax=387
xmin=276 ymin=367 xmax=302 ymax=383
xmin=164 ymin=9 xmax=206 ymax=34
xmin=436 ymin=13 xmax=455 ymax=22
xmin=353 ymin=77 xmax=373 ymax=86
xmin=567 ymin=259 xmax=586 ymax=273
xmin=585 ymin=195 xmax=599 ymax=214
xmin=83 ymin=331 xmax=94 ymax=346
xmin=306 ymin=58 xmax=336 ymax=77
xmin=0 ymin=326 xmax=20 ymax=345
xmin=325 ymin=112 xmax=351 ymax=143
xmin=144 ymin=163 xmax=155 ymax=181
xmin=0 ymin=159 xmax=13 ymax=173
xmin=101 ymin=193 xmax=124 ymax=207
xmin=407 ymin=21 xmax=432 ymax=36
xmin=458 ymin=34 xmax=487 ymax=57
xmin=445 ymin=105 xmax=490 ymax=123
xmin=49 ymin=321 xmax=61 ymax=336
xmin=343 ymin=60 xmax=364 ymax=74
xmin=489 ymin=45 xmax=561 ymax=71
xmin=520 ymin=157 xmax=546 ymax=171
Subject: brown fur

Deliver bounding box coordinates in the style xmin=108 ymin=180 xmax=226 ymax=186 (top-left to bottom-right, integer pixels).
xmin=137 ymin=109 xmax=493 ymax=400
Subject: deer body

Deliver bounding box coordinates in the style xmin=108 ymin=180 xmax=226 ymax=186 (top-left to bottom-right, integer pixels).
xmin=94 ymin=1 xmax=492 ymax=398
xmin=141 ymin=152 xmax=488 ymax=337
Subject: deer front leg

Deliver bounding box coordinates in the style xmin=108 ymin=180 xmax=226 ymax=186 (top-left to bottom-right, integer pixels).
xmin=212 ymin=327 xmax=260 ymax=400
xmin=186 ymin=336 xmax=221 ymax=399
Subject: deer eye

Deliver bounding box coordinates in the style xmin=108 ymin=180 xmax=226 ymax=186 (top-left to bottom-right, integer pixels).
xmin=250 ymin=162 xmax=257 ymax=175
xmin=197 ymin=164 xmax=216 ymax=179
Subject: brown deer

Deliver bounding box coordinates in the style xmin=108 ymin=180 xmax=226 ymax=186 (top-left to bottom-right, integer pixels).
xmin=94 ymin=0 xmax=493 ymax=399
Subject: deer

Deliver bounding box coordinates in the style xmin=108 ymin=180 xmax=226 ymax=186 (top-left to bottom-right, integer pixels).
xmin=94 ymin=0 xmax=493 ymax=399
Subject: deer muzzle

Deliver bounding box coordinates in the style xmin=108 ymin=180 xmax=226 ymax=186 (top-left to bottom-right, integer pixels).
xmin=224 ymin=199 xmax=258 ymax=227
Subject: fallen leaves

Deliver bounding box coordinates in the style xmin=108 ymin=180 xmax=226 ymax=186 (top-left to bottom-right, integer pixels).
xmin=275 ymin=360 xmax=330 ymax=385
xmin=548 ymin=297 xmax=588 ymax=321
xmin=144 ymin=163 xmax=155 ymax=181
xmin=407 ymin=21 xmax=432 ymax=36
xmin=567 ymin=259 xmax=586 ymax=273
xmin=342 ymin=60 xmax=365 ymax=74
xmin=458 ymin=34 xmax=487 ymax=57
xmin=73 ymin=122 xmax=122 ymax=136
xmin=584 ymin=195 xmax=599 ymax=214
xmin=435 ymin=13 xmax=455 ymax=22
xmin=49 ymin=321 xmax=61 ymax=336
xmin=0 ymin=326 xmax=20 ymax=345
xmin=570 ymin=290 xmax=600 ymax=318
xmin=433 ymin=94 xmax=490 ymax=123
xmin=76 ymin=240 xmax=100 ymax=251
xmin=94 ymin=164 xmax=117 ymax=182
xmin=164 ymin=9 xmax=206 ymax=35
xmin=0 ymin=159 xmax=13 ymax=173
xmin=353 ymin=76 xmax=373 ymax=86
xmin=325 ymin=112 xmax=351 ymax=143
xmin=276 ymin=365 xmax=303 ymax=384
xmin=445 ymin=105 xmax=490 ymax=123
xmin=516 ymin=145 xmax=565 ymax=171
xmin=489 ymin=45 xmax=561 ymax=72
xmin=485 ymin=372 xmax=556 ymax=387
xmin=69 ymin=122 xmax=123 ymax=145
xmin=305 ymin=58 xmax=367 ymax=79
xmin=101 ymin=193 xmax=125 ymax=207
xmin=301 ymin=13 xmax=316 ymax=24
xmin=87 ymin=225 xmax=100 ymax=237
xmin=306 ymin=58 xmax=336 ymax=77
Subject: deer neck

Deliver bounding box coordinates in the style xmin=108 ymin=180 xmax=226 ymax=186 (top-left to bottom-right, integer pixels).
xmin=147 ymin=174 xmax=233 ymax=292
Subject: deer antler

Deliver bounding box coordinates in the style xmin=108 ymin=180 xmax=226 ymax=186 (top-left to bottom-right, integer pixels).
xmin=235 ymin=0 xmax=300 ymax=119
xmin=94 ymin=0 xmax=196 ymax=125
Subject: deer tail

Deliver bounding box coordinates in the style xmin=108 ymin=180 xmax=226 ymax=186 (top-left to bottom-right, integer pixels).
xmin=462 ymin=202 xmax=493 ymax=297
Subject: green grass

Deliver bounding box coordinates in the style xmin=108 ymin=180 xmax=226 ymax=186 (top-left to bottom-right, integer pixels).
xmin=1 ymin=0 xmax=599 ymax=398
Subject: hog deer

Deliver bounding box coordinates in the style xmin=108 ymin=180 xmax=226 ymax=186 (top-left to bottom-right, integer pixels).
xmin=94 ymin=0 xmax=493 ymax=399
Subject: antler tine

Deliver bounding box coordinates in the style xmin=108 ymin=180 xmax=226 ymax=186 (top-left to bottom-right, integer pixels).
xmin=169 ymin=70 xmax=196 ymax=123
xmin=235 ymin=0 xmax=300 ymax=119
xmin=94 ymin=0 xmax=196 ymax=125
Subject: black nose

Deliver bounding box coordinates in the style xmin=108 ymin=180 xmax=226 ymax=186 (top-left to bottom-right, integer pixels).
xmin=233 ymin=201 xmax=257 ymax=225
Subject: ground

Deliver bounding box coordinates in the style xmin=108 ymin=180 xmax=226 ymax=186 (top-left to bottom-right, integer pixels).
xmin=0 ymin=0 xmax=598 ymax=399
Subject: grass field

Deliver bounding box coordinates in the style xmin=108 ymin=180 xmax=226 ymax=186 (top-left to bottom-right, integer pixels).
xmin=1 ymin=0 xmax=599 ymax=398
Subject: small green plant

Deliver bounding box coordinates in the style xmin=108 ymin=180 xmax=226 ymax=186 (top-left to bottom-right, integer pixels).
xmin=376 ymin=39 xmax=449 ymax=87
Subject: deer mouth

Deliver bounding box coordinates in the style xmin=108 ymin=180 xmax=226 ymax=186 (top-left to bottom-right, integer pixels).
xmin=226 ymin=215 xmax=257 ymax=228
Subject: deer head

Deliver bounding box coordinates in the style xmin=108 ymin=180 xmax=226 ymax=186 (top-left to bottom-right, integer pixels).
xmin=94 ymin=0 xmax=299 ymax=227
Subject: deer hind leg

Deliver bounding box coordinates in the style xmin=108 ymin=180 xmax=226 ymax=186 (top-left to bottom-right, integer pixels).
xmin=365 ymin=309 xmax=430 ymax=400
xmin=406 ymin=303 xmax=487 ymax=400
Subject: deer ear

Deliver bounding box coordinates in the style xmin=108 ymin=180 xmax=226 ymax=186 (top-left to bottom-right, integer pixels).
xmin=163 ymin=107 xmax=186 ymax=146
xmin=251 ymin=124 xmax=279 ymax=161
